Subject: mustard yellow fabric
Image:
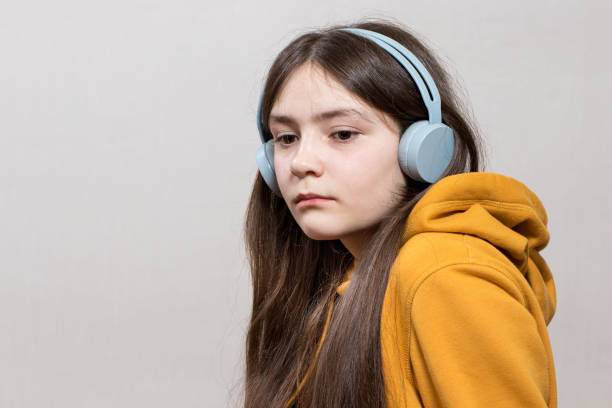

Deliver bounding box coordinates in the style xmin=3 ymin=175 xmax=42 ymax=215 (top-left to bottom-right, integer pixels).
xmin=286 ymin=172 xmax=557 ymax=408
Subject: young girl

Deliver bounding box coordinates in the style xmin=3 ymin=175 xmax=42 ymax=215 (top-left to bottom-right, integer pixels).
xmin=243 ymin=19 xmax=557 ymax=408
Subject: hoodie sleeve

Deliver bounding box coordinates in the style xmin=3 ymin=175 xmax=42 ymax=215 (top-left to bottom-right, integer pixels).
xmin=409 ymin=262 xmax=553 ymax=408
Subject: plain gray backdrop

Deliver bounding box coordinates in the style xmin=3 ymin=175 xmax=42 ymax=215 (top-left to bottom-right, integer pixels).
xmin=1 ymin=0 xmax=610 ymax=406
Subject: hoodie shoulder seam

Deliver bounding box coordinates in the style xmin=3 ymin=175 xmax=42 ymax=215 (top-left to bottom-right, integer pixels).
xmin=415 ymin=232 xmax=527 ymax=306
xmin=425 ymin=261 xmax=524 ymax=309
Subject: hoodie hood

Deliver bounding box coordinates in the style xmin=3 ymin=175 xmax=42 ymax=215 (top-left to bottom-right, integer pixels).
xmin=337 ymin=172 xmax=556 ymax=324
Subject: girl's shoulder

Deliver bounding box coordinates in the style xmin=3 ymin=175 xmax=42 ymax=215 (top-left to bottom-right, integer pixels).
xmin=389 ymin=231 xmax=527 ymax=306
xmin=387 ymin=228 xmax=556 ymax=327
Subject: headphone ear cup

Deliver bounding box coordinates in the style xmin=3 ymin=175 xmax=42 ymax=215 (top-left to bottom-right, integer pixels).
xmin=398 ymin=120 xmax=455 ymax=183
xmin=256 ymin=139 xmax=283 ymax=197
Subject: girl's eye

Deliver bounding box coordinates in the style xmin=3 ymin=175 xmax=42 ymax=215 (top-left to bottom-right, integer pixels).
xmin=275 ymin=130 xmax=358 ymax=145
xmin=275 ymin=134 xmax=298 ymax=145
xmin=332 ymin=130 xmax=358 ymax=142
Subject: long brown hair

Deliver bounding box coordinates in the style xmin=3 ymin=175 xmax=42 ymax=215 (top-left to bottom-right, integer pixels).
xmin=242 ymin=17 xmax=486 ymax=408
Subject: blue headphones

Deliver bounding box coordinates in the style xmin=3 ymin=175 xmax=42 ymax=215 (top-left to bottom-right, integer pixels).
xmin=255 ymin=28 xmax=455 ymax=197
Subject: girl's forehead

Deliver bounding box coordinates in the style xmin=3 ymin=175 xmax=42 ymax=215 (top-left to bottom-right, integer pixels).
xmin=275 ymin=70 xmax=354 ymax=105
xmin=272 ymin=78 xmax=371 ymax=120
xmin=270 ymin=62 xmax=399 ymax=133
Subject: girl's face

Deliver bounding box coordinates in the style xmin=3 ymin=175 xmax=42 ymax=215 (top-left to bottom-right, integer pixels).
xmin=269 ymin=63 xmax=407 ymax=258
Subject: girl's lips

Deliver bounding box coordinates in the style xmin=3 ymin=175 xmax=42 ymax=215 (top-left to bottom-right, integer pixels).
xmin=295 ymin=193 xmax=330 ymax=204
xmin=296 ymin=197 xmax=333 ymax=208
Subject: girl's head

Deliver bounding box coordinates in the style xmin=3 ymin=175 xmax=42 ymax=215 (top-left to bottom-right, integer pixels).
xmin=244 ymin=18 xmax=485 ymax=408
xmin=269 ymin=60 xmax=407 ymax=258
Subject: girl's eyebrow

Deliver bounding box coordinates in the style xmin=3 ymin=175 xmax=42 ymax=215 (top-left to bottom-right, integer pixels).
xmin=269 ymin=108 xmax=374 ymax=126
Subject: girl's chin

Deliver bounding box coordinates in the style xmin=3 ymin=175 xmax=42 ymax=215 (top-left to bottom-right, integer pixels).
xmin=300 ymin=228 xmax=343 ymax=241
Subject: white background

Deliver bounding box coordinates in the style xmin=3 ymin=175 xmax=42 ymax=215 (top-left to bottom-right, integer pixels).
xmin=1 ymin=0 xmax=609 ymax=406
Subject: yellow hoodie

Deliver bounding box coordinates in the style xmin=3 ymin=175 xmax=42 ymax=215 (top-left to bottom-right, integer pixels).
xmin=285 ymin=172 xmax=557 ymax=408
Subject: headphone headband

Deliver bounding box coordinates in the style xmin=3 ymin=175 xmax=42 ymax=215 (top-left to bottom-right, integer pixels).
xmin=338 ymin=28 xmax=442 ymax=124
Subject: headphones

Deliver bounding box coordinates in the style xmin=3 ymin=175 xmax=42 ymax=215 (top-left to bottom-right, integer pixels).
xmin=255 ymin=28 xmax=455 ymax=198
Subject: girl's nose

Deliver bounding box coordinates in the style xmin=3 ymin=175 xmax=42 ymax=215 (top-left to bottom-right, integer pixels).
xmin=290 ymin=134 xmax=324 ymax=177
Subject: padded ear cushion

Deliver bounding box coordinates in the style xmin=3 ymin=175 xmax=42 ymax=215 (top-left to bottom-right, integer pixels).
xmin=256 ymin=139 xmax=282 ymax=197
xmin=398 ymin=120 xmax=455 ymax=183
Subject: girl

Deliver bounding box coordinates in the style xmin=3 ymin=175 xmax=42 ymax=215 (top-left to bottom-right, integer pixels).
xmin=243 ymin=19 xmax=557 ymax=408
